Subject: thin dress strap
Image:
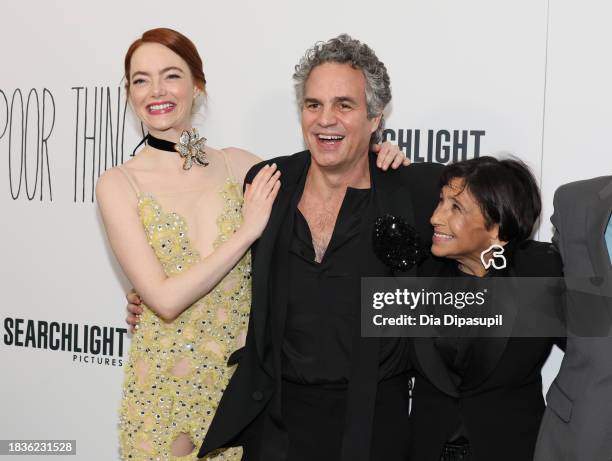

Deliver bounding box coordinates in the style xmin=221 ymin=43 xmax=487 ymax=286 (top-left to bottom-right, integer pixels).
xmin=219 ymin=148 xmax=237 ymax=182
xmin=117 ymin=165 xmax=141 ymax=196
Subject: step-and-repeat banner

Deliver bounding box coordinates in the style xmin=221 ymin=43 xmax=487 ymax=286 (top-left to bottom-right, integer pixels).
xmin=2 ymin=0 xmax=610 ymax=459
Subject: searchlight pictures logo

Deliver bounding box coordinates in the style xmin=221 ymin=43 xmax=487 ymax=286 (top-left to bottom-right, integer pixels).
xmin=382 ymin=128 xmax=486 ymax=163
xmin=2 ymin=317 xmax=128 ymax=367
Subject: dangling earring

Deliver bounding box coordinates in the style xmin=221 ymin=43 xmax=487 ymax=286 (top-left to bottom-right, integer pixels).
xmin=480 ymin=243 xmax=506 ymax=270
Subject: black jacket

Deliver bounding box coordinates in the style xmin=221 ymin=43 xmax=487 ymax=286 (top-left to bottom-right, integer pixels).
xmin=198 ymin=151 xmax=443 ymax=461
xmin=409 ymin=241 xmax=564 ymax=461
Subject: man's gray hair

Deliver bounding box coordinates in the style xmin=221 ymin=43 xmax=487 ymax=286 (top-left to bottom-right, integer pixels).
xmin=293 ymin=34 xmax=391 ymax=143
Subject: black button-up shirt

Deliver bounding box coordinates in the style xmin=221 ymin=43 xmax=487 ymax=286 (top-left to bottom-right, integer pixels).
xmin=281 ymin=187 xmax=409 ymax=385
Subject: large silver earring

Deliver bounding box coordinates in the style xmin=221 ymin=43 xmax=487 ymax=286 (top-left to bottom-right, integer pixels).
xmin=480 ymin=243 xmax=506 ymax=270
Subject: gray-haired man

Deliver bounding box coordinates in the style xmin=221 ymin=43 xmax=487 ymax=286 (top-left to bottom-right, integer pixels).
xmin=197 ymin=35 xmax=442 ymax=461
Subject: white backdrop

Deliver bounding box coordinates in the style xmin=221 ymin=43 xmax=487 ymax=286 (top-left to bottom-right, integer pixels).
xmin=1 ymin=0 xmax=609 ymax=459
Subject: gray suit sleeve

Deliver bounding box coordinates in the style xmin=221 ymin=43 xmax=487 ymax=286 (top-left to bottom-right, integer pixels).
xmin=550 ymin=186 xmax=565 ymax=256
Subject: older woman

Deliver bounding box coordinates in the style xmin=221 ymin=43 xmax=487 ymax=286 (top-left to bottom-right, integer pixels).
xmin=410 ymin=156 xmax=564 ymax=461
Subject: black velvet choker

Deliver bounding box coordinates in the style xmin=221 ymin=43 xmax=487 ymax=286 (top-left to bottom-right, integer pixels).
xmin=132 ymin=134 xmax=176 ymax=155
xmin=132 ymin=128 xmax=209 ymax=170
xmin=147 ymin=134 xmax=176 ymax=152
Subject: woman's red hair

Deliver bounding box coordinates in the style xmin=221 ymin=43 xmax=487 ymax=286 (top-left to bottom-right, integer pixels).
xmin=124 ymin=28 xmax=206 ymax=93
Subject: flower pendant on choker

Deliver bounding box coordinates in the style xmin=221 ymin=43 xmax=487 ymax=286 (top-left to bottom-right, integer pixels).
xmin=175 ymin=128 xmax=208 ymax=170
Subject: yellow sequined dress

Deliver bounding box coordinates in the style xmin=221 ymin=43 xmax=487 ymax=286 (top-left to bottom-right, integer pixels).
xmin=116 ymin=160 xmax=250 ymax=461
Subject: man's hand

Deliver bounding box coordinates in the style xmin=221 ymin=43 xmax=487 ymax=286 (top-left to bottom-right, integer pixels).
xmin=372 ymin=141 xmax=411 ymax=170
xmin=126 ymin=289 xmax=143 ymax=334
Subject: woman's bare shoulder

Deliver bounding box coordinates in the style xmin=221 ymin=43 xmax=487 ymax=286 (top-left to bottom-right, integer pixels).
xmin=95 ymin=160 xmax=141 ymax=202
xmin=96 ymin=149 xmax=156 ymax=194
xmin=220 ymin=147 xmax=262 ymax=182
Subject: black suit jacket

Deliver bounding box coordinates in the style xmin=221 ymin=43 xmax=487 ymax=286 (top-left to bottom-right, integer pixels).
xmin=409 ymin=241 xmax=564 ymax=461
xmin=198 ymin=151 xmax=443 ymax=461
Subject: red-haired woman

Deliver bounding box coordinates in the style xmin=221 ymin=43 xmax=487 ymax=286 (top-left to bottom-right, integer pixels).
xmin=97 ymin=28 xmax=408 ymax=460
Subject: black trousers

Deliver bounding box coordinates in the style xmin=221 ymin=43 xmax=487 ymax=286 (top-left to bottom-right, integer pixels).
xmin=241 ymin=373 xmax=411 ymax=461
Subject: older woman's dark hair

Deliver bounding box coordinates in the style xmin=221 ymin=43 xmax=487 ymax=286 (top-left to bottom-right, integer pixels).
xmin=440 ymin=156 xmax=541 ymax=243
